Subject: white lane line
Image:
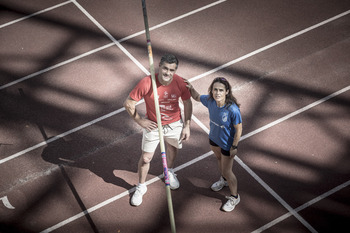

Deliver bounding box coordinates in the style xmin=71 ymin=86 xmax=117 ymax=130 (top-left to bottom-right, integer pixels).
xmin=240 ymin=85 xmax=350 ymax=141
xmin=2 ymin=3 xmax=348 ymax=232
xmin=1 ymin=9 xmax=349 ymax=90
xmin=0 ymin=106 xmax=127 ymax=164
xmin=0 ymin=1 xmax=73 ymax=29
xmin=2 ymin=84 xmax=348 ymax=165
xmin=187 ymin=86 xmax=350 ymax=232
xmin=188 ymin=10 xmax=350 ymax=83
xmin=0 ymin=0 xmax=228 ymax=159
xmin=0 ymin=196 xmax=15 ymax=209
xmin=1 ymin=6 xmax=349 ymax=157
xmin=252 ymin=180 xmax=350 ymax=233
xmin=119 ymin=0 xmax=227 ymax=43
xmin=40 ymin=174 xmax=165 ymax=233
xmin=2 ymin=2 xmax=348 ymax=232
xmin=235 ymin=156 xmax=318 ymax=233
xmin=0 ymin=43 xmax=114 ymax=90
xmin=71 ymin=0 xmax=149 ymax=75
xmin=0 ymin=0 xmax=226 ymax=30
xmin=138 ymin=0 xmax=227 ymax=34
xmin=0 ymin=0 xmax=227 ymax=90
xmin=39 ymin=85 xmax=349 ymax=232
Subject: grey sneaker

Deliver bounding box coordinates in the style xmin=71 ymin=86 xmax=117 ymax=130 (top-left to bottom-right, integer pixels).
xmin=131 ymin=184 xmax=147 ymax=206
xmin=168 ymin=169 xmax=180 ymax=190
xmin=210 ymin=176 xmax=228 ymax=191
xmin=222 ymin=194 xmax=240 ymax=212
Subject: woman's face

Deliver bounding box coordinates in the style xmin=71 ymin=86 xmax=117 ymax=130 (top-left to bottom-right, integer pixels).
xmin=212 ymin=82 xmax=228 ymax=103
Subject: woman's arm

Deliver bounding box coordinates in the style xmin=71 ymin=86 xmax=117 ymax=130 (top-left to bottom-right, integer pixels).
xmin=232 ymin=123 xmax=242 ymax=147
xmin=184 ymin=79 xmax=201 ymax=102
xmin=230 ymin=123 xmax=242 ymax=156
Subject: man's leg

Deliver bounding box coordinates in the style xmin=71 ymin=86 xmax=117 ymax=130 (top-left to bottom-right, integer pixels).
xmin=165 ymin=142 xmax=180 ymax=189
xmin=131 ymin=126 xmax=158 ymax=206
xmin=131 ymin=151 xmax=155 ymax=206
xmin=138 ymin=151 xmax=155 ymax=183
xmin=166 ymin=142 xmax=178 ymax=169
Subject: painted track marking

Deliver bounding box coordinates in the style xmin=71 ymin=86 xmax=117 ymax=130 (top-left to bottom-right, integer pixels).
xmin=40 ymin=86 xmax=349 ymax=232
xmin=1 ymin=7 xmax=349 ymax=90
xmin=251 ymin=180 xmax=350 ymax=233
xmin=0 ymin=0 xmax=227 ymax=90
xmin=0 ymin=196 xmax=15 ymax=209
xmin=0 ymin=1 xmax=73 ymax=29
xmin=1 ymin=10 xmax=349 ymax=164
xmin=0 ymin=2 xmax=348 ymax=233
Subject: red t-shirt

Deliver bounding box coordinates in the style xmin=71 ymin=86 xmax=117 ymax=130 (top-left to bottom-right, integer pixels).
xmin=129 ymin=74 xmax=191 ymax=125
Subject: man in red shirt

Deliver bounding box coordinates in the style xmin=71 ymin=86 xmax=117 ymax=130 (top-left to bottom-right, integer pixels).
xmin=124 ymin=54 xmax=192 ymax=206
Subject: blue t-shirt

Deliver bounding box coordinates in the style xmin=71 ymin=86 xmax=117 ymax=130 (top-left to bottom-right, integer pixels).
xmin=200 ymin=95 xmax=242 ymax=151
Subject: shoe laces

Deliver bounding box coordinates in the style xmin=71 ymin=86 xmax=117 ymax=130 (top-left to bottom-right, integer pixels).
xmin=225 ymin=196 xmax=238 ymax=203
xmin=135 ymin=185 xmax=146 ymax=194
xmin=168 ymin=170 xmax=176 ymax=177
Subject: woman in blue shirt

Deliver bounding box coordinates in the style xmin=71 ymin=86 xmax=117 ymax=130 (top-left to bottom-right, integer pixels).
xmin=186 ymin=77 xmax=242 ymax=212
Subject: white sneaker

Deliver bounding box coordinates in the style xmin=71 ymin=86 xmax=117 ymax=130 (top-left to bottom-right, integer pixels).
xmin=222 ymin=194 xmax=240 ymax=212
xmin=211 ymin=176 xmax=228 ymax=191
xmin=168 ymin=169 xmax=180 ymax=190
xmin=131 ymin=184 xmax=147 ymax=206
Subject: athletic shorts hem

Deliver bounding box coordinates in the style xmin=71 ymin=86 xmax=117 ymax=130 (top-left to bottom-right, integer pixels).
xmin=209 ymin=138 xmax=230 ymax=156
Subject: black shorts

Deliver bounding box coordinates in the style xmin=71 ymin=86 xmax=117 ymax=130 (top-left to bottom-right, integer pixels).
xmin=209 ymin=139 xmax=230 ymax=156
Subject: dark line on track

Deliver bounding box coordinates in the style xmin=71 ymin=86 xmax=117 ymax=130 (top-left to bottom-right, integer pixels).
xmin=18 ymin=88 xmax=99 ymax=233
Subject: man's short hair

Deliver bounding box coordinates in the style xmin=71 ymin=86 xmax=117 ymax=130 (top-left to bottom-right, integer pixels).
xmin=159 ymin=54 xmax=179 ymax=68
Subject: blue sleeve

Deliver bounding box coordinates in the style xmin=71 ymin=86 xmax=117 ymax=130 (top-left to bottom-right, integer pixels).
xmin=200 ymin=95 xmax=209 ymax=107
xmin=231 ymin=106 xmax=242 ymax=125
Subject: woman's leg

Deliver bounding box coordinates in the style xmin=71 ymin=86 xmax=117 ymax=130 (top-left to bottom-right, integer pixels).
xmin=210 ymin=145 xmax=223 ymax=175
xmin=221 ymin=154 xmax=237 ymax=196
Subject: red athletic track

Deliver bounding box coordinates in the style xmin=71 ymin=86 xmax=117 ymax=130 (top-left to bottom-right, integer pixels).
xmin=1 ymin=1 xmax=349 ymax=233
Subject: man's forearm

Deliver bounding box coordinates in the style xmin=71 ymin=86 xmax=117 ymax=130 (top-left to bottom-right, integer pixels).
xmin=183 ymin=99 xmax=193 ymax=127
xmin=124 ymin=98 xmax=141 ymax=123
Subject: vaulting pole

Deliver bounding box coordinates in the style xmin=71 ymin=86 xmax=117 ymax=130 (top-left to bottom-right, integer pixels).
xmin=141 ymin=1 xmax=176 ymax=232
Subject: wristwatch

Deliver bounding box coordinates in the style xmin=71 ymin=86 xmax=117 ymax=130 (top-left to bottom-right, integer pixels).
xmin=231 ymin=145 xmax=238 ymax=150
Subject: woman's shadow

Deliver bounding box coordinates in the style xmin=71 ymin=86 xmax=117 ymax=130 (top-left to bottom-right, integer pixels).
xmin=41 ymin=137 xmax=134 ymax=190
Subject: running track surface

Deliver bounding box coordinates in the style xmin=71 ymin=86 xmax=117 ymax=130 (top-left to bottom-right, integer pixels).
xmin=0 ymin=1 xmax=350 ymax=233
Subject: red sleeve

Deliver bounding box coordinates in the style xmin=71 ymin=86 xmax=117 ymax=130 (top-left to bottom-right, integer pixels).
xmin=129 ymin=76 xmax=151 ymax=101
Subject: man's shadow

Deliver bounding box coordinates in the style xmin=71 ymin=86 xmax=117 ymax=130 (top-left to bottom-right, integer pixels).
xmin=41 ymin=137 xmax=134 ymax=190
